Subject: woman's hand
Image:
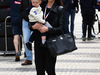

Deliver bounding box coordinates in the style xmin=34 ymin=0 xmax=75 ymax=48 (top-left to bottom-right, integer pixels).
xmin=38 ymin=25 xmax=49 ymax=33
xmin=32 ymin=22 xmax=42 ymax=29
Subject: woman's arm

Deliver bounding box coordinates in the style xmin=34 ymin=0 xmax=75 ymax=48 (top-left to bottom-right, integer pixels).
xmin=47 ymin=6 xmax=65 ymax=35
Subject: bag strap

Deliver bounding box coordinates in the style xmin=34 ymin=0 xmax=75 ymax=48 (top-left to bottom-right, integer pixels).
xmin=92 ymin=14 xmax=100 ymax=35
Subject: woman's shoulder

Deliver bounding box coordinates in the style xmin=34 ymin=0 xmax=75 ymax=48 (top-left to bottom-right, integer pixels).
xmin=54 ymin=4 xmax=63 ymax=13
xmin=58 ymin=6 xmax=63 ymax=11
xmin=57 ymin=6 xmax=64 ymax=15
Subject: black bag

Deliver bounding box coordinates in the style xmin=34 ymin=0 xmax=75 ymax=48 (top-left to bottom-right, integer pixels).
xmin=46 ymin=34 xmax=77 ymax=56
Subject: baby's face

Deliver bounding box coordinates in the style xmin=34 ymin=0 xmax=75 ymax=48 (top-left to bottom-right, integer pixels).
xmin=31 ymin=0 xmax=41 ymax=7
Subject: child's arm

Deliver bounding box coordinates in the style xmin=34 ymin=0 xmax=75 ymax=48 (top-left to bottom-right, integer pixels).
xmin=30 ymin=11 xmax=46 ymax=24
xmin=33 ymin=14 xmax=46 ymax=24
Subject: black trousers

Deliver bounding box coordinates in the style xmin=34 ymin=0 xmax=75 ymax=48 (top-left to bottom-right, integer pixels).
xmin=34 ymin=46 xmax=56 ymax=75
xmin=82 ymin=11 xmax=95 ymax=38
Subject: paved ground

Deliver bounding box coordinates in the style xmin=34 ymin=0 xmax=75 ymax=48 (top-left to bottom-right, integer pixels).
xmin=0 ymin=10 xmax=100 ymax=75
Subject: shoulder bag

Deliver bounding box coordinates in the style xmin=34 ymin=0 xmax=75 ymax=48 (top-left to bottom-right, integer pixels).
xmin=46 ymin=34 xmax=77 ymax=57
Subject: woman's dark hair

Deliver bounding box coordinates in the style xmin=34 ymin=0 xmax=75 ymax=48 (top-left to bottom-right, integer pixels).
xmin=55 ymin=0 xmax=63 ymax=6
xmin=45 ymin=0 xmax=63 ymax=6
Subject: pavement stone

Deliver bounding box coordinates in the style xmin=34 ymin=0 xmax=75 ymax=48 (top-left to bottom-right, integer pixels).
xmin=0 ymin=10 xmax=100 ymax=75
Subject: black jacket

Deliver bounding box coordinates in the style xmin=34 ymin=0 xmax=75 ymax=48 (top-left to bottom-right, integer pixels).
xmin=71 ymin=0 xmax=79 ymax=10
xmin=63 ymin=0 xmax=79 ymax=11
xmin=20 ymin=0 xmax=31 ymax=21
xmin=80 ymin=0 xmax=97 ymax=12
xmin=34 ymin=1 xmax=64 ymax=49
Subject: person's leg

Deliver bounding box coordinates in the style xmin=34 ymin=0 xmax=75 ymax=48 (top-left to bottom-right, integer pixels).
xmin=34 ymin=47 xmax=56 ymax=75
xmin=82 ymin=20 xmax=95 ymax=38
xmin=82 ymin=20 xmax=84 ymax=37
xmin=13 ymin=35 xmax=21 ymax=61
xmin=21 ymin=20 xmax=33 ymax=65
xmin=64 ymin=11 xmax=70 ymax=34
xmin=87 ymin=12 xmax=94 ymax=40
xmin=29 ymin=32 xmax=34 ymax=43
xmin=41 ymin=36 xmax=46 ymax=44
xmin=45 ymin=48 xmax=56 ymax=75
xmin=35 ymin=46 xmax=45 ymax=75
xmin=70 ymin=9 xmax=76 ymax=35
xmin=13 ymin=35 xmax=19 ymax=53
xmin=90 ymin=12 xmax=95 ymax=38
xmin=26 ymin=32 xmax=34 ymax=50
xmin=26 ymin=22 xmax=35 ymax=50
xmin=41 ymin=33 xmax=46 ymax=44
xmin=82 ymin=12 xmax=87 ymax=41
xmin=11 ymin=20 xmax=21 ymax=61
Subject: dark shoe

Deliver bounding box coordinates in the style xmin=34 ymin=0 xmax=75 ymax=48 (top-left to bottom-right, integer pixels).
xmin=82 ymin=36 xmax=86 ymax=41
xmin=15 ymin=56 xmax=20 ymax=61
xmin=87 ymin=37 xmax=94 ymax=40
xmin=21 ymin=59 xmax=32 ymax=66
xmin=90 ymin=34 xmax=95 ymax=38
xmin=26 ymin=42 xmax=32 ymax=51
xmin=15 ymin=52 xmax=20 ymax=61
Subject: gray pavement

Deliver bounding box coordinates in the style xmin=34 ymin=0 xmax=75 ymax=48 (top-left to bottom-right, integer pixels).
xmin=0 ymin=10 xmax=100 ymax=75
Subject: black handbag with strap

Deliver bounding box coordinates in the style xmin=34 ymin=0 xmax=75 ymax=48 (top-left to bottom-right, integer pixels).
xmin=46 ymin=34 xmax=77 ymax=57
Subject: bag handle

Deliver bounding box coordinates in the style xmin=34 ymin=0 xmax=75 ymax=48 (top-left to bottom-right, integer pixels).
xmin=92 ymin=14 xmax=100 ymax=35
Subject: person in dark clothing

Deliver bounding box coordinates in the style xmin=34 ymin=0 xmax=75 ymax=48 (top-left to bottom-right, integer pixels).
xmin=80 ymin=0 xmax=98 ymax=41
xmin=63 ymin=0 xmax=79 ymax=37
xmin=31 ymin=0 xmax=64 ymax=75
xmin=10 ymin=0 xmax=22 ymax=61
xmin=20 ymin=0 xmax=33 ymax=65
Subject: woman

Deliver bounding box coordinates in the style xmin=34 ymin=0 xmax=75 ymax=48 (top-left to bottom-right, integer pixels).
xmin=80 ymin=0 xmax=97 ymax=41
xmin=31 ymin=0 xmax=64 ymax=75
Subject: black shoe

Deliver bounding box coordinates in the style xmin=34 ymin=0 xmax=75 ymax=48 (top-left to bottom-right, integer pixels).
xmin=15 ymin=56 xmax=20 ymax=61
xmin=90 ymin=34 xmax=95 ymax=38
xmin=15 ymin=52 xmax=20 ymax=61
xmin=82 ymin=36 xmax=86 ymax=41
xmin=26 ymin=42 xmax=32 ymax=51
xmin=87 ymin=37 xmax=94 ymax=40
